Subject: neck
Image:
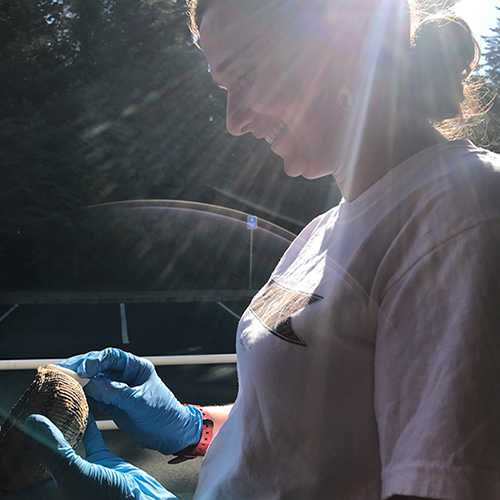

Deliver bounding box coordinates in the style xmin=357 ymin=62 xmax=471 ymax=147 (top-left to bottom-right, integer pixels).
xmin=335 ymin=110 xmax=447 ymax=202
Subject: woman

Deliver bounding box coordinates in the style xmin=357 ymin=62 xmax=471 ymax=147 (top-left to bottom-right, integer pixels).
xmin=19 ymin=0 xmax=500 ymax=499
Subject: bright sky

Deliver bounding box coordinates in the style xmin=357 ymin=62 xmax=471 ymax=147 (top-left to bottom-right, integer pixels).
xmin=454 ymin=0 xmax=499 ymax=56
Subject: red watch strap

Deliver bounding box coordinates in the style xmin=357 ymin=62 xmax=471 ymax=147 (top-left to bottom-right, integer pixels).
xmin=168 ymin=406 xmax=214 ymax=464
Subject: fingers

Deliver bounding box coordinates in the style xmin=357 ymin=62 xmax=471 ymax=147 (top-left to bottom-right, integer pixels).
xmin=94 ymin=399 xmax=115 ymax=416
xmin=24 ymin=415 xmax=96 ymax=495
xmin=25 ymin=415 xmax=120 ymax=499
xmin=57 ymin=353 xmax=88 ymax=372
xmin=24 ymin=415 xmax=73 ymax=472
xmin=58 ymin=348 xmax=153 ymax=385
xmin=80 ymin=348 xmax=129 ymax=378
xmin=82 ymin=414 xmax=108 ymax=457
xmin=84 ymin=378 xmax=139 ymax=411
xmin=24 ymin=416 xmax=177 ymax=500
xmin=90 ymin=401 xmax=147 ymax=443
xmin=82 ymin=414 xmax=129 ymax=467
xmin=58 ymin=348 xmax=127 ymax=378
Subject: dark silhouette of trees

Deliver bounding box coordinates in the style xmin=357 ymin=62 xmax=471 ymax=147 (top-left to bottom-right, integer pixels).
xmin=2 ymin=0 xmax=499 ymax=290
xmin=0 ymin=0 xmax=339 ymax=290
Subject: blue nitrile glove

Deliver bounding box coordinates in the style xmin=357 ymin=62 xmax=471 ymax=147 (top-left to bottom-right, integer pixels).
xmin=58 ymin=348 xmax=202 ymax=455
xmin=24 ymin=414 xmax=177 ymax=500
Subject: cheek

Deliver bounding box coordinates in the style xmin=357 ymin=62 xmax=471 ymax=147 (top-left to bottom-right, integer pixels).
xmin=247 ymin=65 xmax=301 ymax=116
xmin=247 ymin=80 xmax=281 ymax=111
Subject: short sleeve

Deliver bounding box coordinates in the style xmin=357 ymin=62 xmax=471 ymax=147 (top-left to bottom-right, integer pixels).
xmin=375 ymin=219 xmax=500 ymax=500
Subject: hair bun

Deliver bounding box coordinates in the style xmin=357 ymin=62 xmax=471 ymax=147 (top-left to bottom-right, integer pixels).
xmin=411 ymin=15 xmax=479 ymax=122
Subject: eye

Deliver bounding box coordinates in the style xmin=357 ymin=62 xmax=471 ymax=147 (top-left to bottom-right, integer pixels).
xmin=238 ymin=69 xmax=254 ymax=85
xmin=233 ymin=65 xmax=255 ymax=91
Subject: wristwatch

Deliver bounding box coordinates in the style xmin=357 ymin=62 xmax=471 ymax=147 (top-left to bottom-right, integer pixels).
xmin=168 ymin=406 xmax=214 ymax=464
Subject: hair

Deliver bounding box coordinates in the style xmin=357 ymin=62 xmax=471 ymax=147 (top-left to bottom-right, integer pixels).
xmin=187 ymin=0 xmax=483 ymax=139
xmin=187 ymin=0 xmax=214 ymax=42
xmin=410 ymin=13 xmax=482 ymax=137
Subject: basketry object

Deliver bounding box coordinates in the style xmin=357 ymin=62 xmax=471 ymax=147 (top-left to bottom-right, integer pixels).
xmin=0 ymin=365 xmax=89 ymax=491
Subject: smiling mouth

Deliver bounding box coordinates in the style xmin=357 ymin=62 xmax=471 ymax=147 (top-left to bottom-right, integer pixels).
xmin=264 ymin=121 xmax=285 ymax=145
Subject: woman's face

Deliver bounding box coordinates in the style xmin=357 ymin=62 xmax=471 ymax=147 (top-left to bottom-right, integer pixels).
xmin=199 ymin=2 xmax=351 ymax=179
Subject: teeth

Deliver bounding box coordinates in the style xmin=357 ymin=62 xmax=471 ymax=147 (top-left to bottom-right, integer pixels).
xmin=265 ymin=121 xmax=285 ymax=145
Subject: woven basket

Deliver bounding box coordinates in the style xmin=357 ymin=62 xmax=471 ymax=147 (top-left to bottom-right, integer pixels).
xmin=0 ymin=365 xmax=89 ymax=491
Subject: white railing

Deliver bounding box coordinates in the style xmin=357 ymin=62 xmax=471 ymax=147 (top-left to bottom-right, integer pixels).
xmin=1 ymin=353 xmax=237 ymax=430
xmin=0 ymin=353 xmax=237 ymax=371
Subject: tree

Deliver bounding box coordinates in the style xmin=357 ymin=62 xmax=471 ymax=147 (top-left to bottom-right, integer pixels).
xmin=0 ymin=0 xmax=338 ymax=290
xmin=465 ymin=7 xmax=500 ymax=153
xmin=483 ymin=7 xmax=500 ymax=83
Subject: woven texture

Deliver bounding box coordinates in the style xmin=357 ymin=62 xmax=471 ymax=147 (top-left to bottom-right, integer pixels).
xmin=0 ymin=366 xmax=89 ymax=491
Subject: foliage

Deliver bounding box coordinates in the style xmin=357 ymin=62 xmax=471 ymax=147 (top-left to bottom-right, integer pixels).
xmin=0 ymin=0 xmax=338 ymax=290
xmin=3 ymin=0 xmax=500 ymax=290
xmin=470 ymin=7 xmax=500 ymax=153
xmin=483 ymin=8 xmax=500 ymax=82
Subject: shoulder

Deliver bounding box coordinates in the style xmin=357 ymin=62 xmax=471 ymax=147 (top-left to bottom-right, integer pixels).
xmin=371 ymin=143 xmax=500 ymax=297
xmin=404 ymin=142 xmax=500 ymax=243
xmin=391 ymin=140 xmax=500 ymax=199
xmin=422 ymin=141 xmax=500 ymax=214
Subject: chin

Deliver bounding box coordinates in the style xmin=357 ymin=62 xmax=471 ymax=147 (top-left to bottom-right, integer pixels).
xmin=284 ymin=158 xmax=333 ymax=180
xmin=283 ymin=165 xmax=302 ymax=178
xmin=301 ymin=169 xmax=331 ymax=180
xmin=282 ymin=151 xmax=308 ymax=178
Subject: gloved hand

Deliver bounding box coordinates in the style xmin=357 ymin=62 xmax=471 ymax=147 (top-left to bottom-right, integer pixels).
xmin=58 ymin=348 xmax=202 ymax=455
xmin=24 ymin=414 xmax=177 ymax=500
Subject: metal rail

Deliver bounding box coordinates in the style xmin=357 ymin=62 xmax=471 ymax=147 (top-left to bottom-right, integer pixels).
xmin=0 ymin=353 xmax=237 ymax=371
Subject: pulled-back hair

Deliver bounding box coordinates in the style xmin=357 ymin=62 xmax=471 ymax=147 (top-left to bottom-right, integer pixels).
xmin=410 ymin=13 xmax=481 ymax=137
xmin=187 ymin=0 xmax=482 ymax=138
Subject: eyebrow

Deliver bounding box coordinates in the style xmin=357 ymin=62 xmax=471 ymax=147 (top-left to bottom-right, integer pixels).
xmin=208 ymin=58 xmax=233 ymax=88
xmin=216 ymin=57 xmax=234 ymax=75
xmin=214 ymin=44 xmax=252 ymax=76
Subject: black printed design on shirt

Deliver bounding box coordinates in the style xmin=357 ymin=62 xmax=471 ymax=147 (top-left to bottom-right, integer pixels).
xmin=249 ymin=280 xmax=323 ymax=347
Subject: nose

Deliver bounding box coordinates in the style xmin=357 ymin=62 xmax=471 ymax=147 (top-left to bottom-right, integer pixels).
xmin=225 ymin=91 xmax=252 ymax=136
